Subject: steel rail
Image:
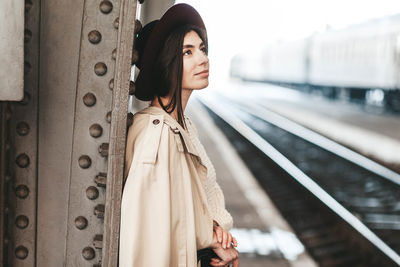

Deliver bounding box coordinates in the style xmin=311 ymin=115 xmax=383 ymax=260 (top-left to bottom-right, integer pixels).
xmin=197 ymin=93 xmax=400 ymax=266
xmin=225 ymin=93 xmax=400 ymax=186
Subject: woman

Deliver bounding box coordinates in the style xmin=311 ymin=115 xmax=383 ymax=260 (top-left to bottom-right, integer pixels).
xmin=119 ymin=4 xmax=239 ymax=267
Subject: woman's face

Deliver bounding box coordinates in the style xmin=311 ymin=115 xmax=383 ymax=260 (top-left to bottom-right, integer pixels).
xmin=181 ymin=30 xmax=209 ymax=90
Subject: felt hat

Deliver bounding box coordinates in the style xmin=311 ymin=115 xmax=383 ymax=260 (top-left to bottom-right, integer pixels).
xmin=134 ymin=3 xmax=206 ymax=101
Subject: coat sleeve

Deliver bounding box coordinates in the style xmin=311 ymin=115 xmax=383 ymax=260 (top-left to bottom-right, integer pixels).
xmin=119 ymin=116 xmax=187 ymax=267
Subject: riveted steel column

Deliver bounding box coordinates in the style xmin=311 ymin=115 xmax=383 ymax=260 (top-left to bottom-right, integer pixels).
xmin=102 ymin=0 xmax=140 ymax=265
xmin=63 ymin=0 xmax=121 ymax=265
xmin=1 ymin=0 xmax=42 ymax=265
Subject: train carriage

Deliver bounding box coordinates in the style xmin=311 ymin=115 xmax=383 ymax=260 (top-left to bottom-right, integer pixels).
xmin=309 ymin=14 xmax=400 ymax=106
xmin=231 ymin=14 xmax=400 ymax=111
xmin=264 ymin=39 xmax=310 ymax=85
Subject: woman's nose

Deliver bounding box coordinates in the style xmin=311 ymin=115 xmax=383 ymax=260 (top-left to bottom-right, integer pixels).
xmin=197 ymin=50 xmax=209 ymax=65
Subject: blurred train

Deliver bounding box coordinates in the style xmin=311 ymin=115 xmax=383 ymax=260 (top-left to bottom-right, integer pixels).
xmin=230 ymin=14 xmax=400 ymax=112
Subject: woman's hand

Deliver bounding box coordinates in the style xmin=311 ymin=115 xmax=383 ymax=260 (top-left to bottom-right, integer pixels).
xmin=213 ymin=221 xmax=238 ymax=249
xmin=210 ymin=231 xmax=239 ymax=267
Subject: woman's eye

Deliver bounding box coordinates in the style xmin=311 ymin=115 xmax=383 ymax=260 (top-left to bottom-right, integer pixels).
xmin=183 ymin=50 xmax=192 ymax=56
xmin=201 ymin=47 xmax=207 ymax=54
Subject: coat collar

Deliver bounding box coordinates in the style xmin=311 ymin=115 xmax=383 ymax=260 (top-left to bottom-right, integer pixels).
xmin=139 ymin=106 xmax=199 ymax=157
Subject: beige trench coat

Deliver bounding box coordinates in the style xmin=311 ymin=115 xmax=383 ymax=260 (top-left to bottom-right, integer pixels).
xmin=119 ymin=106 xmax=214 ymax=267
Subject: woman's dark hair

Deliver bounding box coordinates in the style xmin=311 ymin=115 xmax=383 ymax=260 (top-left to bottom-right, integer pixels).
xmin=152 ymin=24 xmax=208 ymax=129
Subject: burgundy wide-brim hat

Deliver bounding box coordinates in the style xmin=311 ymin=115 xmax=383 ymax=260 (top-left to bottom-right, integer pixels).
xmin=134 ymin=3 xmax=206 ymax=101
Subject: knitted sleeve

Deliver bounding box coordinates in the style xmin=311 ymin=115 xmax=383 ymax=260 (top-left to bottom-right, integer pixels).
xmin=186 ymin=117 xmax=233 ymax=230
xmin=205 ymin=172 xmax=234 ymax=231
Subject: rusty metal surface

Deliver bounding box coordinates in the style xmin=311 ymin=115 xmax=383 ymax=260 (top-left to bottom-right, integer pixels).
xmin=0 ymin=0 xmax=24 ymax=101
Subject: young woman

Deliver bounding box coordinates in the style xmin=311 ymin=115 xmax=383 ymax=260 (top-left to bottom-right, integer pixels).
xmin=119 ymin=4 xmax=239 ymax=267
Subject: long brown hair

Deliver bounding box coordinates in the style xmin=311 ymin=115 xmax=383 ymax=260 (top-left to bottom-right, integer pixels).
xmin=152 ymin=24 xmax=207 ymax=129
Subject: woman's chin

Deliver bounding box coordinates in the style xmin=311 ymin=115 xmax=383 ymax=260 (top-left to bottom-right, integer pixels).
xmin=195 ymin=80 xmax=209 ymax=90
xmin=183 ymin=81 xmax=209 ymax=90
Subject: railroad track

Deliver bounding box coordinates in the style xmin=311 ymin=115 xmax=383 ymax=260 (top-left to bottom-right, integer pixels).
xmin=197 ymin=92 xmax=400 ymax=267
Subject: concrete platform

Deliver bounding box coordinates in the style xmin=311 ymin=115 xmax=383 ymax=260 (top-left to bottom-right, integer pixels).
xmin=187 ymin=98 xmax=317 ymax=267
xmin=219 ymin=80 xmax=400 ymax=172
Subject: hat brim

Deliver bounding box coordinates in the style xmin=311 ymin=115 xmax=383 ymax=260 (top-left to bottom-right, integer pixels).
xmin=134 ymin=3 xmax=206 ymax=101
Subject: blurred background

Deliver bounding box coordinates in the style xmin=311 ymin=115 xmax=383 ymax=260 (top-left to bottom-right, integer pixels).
xmin=178 ymin=0 xmax=400 ymax=107
xmin=175 ymin=1 xmax=400 ymax=266
xmin=2 ymin=0 xmax=400 ymax=266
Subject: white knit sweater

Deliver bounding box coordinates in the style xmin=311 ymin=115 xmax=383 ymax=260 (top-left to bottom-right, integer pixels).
xmin=185 ymin=116 xmax=234 ymax=231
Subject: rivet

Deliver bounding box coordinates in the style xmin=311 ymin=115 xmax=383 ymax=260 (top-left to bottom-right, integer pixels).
xmin=127 ymin=113 xmax=133 ymax=127
xmin=15 ymin=215 xmax=29 ymax=229
xmin=106 ymin=111 xmax=111 ymax=123
xmin=131 ymin=49 xmax=139 ymax=65
xmin=78 ymin=155 xmax=91 ymax=169
xmin=15 ymin=245 xmax=29 ymax=259
xmin=94 ymin=173 xmax=107 ymax=187
xmin=134 ymin=19 xmax=142 ymax=33
xmin=83 ymin=92 xmax=96 ymax=107
xmin=94 ymin=62 xmax=107 ymax=76
xmin=24 ymin=61 xmax=31 ymax=75
xmin=86 ymin=186 xmax=99 ymax=200
xmin=94 ymin=204 xmax=105 ymax=218
xmin=4 ymin=237 xmax=9 ymax=246
xmin=4 ymin=207 xmax=9 ymax=214
xmin=5 ymin=175 xmax=11 ymax=182
xmin=109 ymin=79 xmax=114 ymax=90
xmin=113 ymin=17 xmax=119 ymax=29
xmin=88 ymin=30 xmax=102 ymax=44
xmin=129 ymin=81 xmax=135 ymax=95
xmin=93 ymin=234 xmax=103 ymax=249
xmin=16 ymin=121 xmax=30 ymax=136
xmin=139 ymin=0 xmax=145 ymax=4
xmin=18 ymin=92 xmax=31 ymax=106
xmin=16 ymin=153 xmax=30 ymax=168
xmin=24 ymin=29 xmax=32 ymax=43
xmin=89 ymin=124 xmax=103 ymax=138
xmin=112 ymin=48 xmax=117 ymax=60
xmin=25 ymin=0 xmax=33 ymax=12
xmin=100 ymin=0 xmax=113 ymax=14
xmin=15 ymin=185 xmax=29 ymax=199
xmin=75 ymin=216 xmax=88 ymax=230
xmin=153 ymin=119 xmax=160 ymax=125
xmin=98 ymin=143 xmax=109 ymax=157
xmin=82 ymin=247 xmax=95 ymax=260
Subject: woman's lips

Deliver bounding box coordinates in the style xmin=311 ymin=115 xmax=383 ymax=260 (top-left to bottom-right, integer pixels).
xmin=195 ymin=70 xmax=209 ymax=77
